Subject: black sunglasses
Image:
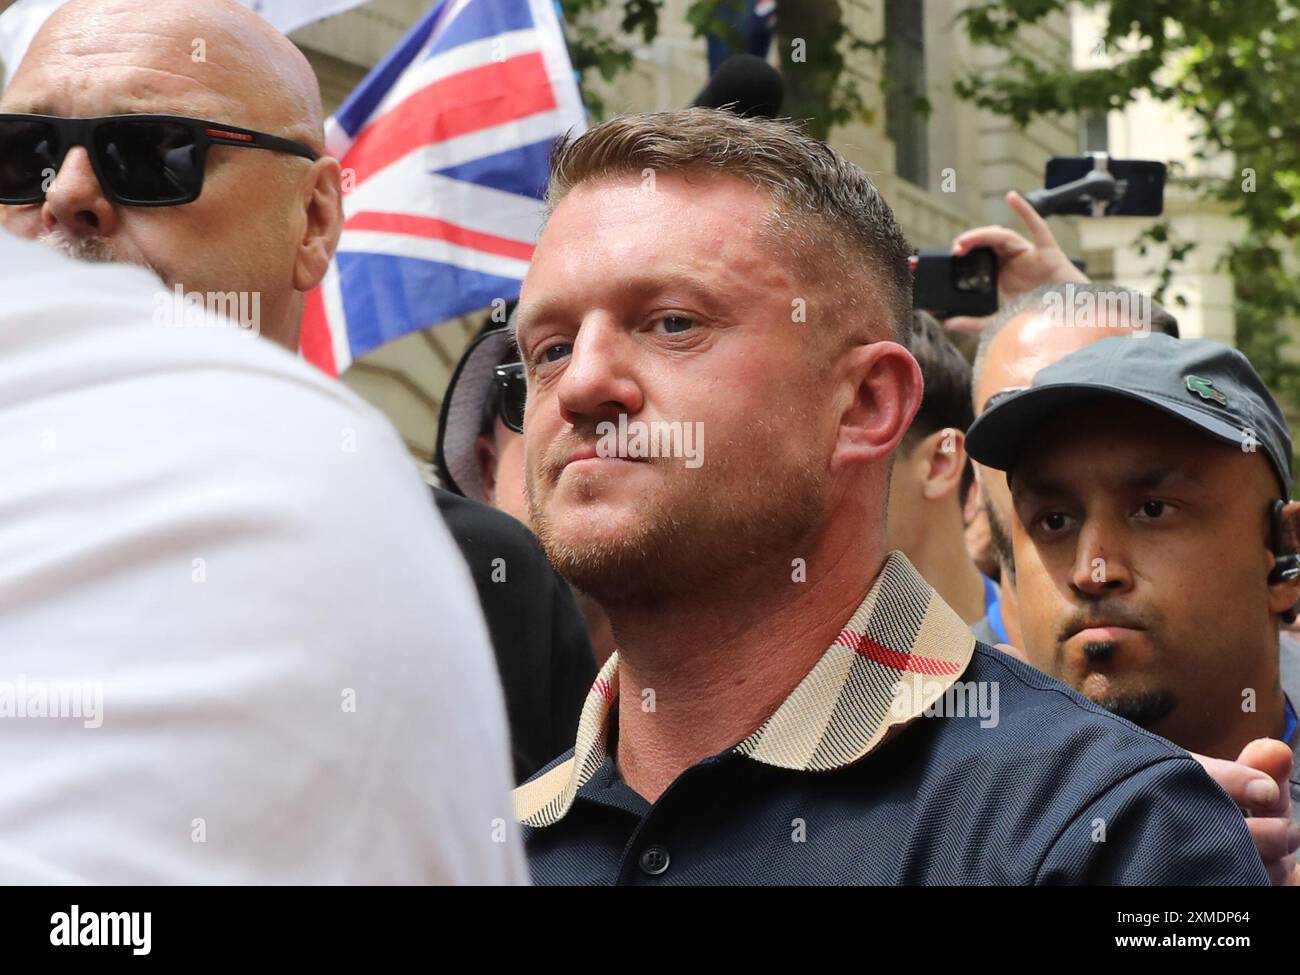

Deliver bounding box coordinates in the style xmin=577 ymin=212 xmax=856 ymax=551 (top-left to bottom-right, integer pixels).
xmin=0 ymin=113 xmax=318 ymax=207
xmin=491 ymin=363 xmax=526 ymax=434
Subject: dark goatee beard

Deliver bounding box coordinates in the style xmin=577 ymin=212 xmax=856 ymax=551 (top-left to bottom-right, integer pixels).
xmin=1096 ymin=690 xmax=1177 ymax=728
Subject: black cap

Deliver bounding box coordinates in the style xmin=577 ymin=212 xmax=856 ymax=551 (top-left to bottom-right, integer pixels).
xmin=966 ymin=333 xmax=1293 ymax=496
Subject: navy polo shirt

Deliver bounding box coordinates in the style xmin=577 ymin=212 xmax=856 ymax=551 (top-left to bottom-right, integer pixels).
xmin=515 ymin=553 xmax=1269 ymax=885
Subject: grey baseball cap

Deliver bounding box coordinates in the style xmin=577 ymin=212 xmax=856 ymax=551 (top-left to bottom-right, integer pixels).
xmin=966 ymin=333 xmax=1293 ymax=496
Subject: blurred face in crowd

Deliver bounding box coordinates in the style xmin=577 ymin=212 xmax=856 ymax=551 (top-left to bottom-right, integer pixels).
xmin=476 ymin=419 xmax=531 ymax=526
xmin=974 ymin=314 xmax=1148 ymax=580
xmin=516 ymin=169 xmax=918 ymax=608
xmin=964 ymin=494 xmax=999 ymax=579
xmin=885 ymin=428 xmax=967 ymax=554
xmin=1009 ymin=400 xmax=1290 ymax=754
xmin=0 ymin=0 xmax=342 ymax=349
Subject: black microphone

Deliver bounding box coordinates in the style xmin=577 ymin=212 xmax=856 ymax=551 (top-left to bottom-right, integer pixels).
xmin=693 ymin=53 xmax=784 ymax=118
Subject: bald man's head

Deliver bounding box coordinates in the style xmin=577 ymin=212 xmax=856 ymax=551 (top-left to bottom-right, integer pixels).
xmin=0 ymin=0 xmax=342 ymax=349
xmin=22 ymin=0 xmax=325 ymax=146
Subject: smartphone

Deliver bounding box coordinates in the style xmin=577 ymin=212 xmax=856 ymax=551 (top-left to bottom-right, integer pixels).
xmin=911 ymin=246 xmax=998 ymax=317
xmin=1042 ymin=157 xmax=1166 ymax=216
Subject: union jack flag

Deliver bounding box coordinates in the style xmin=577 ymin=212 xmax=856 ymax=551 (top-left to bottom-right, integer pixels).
xmin=301 ymin=0 xmax=587 ymax=375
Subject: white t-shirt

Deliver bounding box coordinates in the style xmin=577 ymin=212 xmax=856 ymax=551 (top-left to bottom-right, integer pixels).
xmin=0 ymin=231 xmax=527 ymax=884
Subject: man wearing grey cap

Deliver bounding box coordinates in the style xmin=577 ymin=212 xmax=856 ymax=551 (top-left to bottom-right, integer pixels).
xmin=967 ymin=333 xmax=1300 ymax=881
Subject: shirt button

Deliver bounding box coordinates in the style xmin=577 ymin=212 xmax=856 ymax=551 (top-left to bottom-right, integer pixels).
xmin=638 ymin=845 xmax=670 ymax=877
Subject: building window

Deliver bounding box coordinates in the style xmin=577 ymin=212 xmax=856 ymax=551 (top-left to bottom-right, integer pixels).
xmin=1079 ymin=107 xmax=1110 ymax=153
xmin=886 ymin=0 xmax=929 ymax=189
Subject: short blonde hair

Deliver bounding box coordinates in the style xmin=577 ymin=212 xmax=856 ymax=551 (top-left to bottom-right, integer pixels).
xmin=546 ymin=109 xmax=914 ymax=345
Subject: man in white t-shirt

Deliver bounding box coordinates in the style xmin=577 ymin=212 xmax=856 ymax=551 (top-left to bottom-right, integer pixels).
xmin=0 ymin=230 xmax=527 ymax=884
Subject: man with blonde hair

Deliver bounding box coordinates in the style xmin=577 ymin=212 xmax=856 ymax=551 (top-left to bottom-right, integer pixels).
xmin=510 ymin=109 xmax=1266 ymax=885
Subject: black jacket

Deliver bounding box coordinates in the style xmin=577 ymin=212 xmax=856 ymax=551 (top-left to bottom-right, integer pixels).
xmin=434 ymin=489 xmax=595 ymax=783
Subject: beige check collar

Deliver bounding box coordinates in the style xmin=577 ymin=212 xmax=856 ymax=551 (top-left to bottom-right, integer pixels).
xmin=514 ymin=551 xmax=976 ymax=828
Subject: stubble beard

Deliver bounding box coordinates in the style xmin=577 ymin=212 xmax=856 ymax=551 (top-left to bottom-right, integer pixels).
xmin=529 ymin=416 xmax=828 ymax=613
